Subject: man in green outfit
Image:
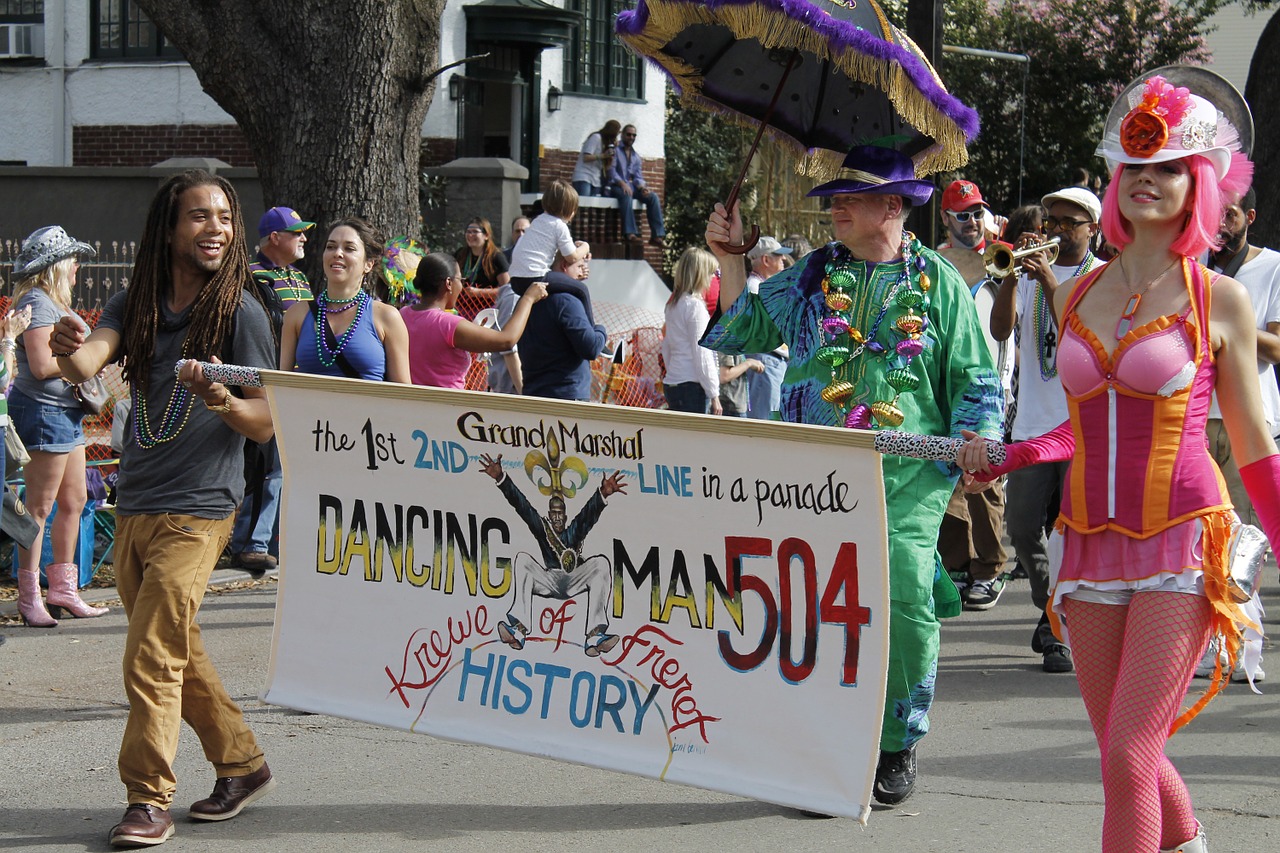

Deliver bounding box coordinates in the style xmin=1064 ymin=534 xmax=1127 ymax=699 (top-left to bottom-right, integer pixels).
xmin=702 ymin=145 xmax=1004 ymax=805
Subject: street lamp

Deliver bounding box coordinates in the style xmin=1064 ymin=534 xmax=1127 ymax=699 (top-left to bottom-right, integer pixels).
xmin=546 ymin=85 xmax=562 ymax=113
xmin=448 ymin=74 xmax=462 ymax=102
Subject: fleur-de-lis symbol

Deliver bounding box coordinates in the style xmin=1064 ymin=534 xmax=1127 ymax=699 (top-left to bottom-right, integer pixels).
xmin=523 ymin=432 xmax=589 ymax=498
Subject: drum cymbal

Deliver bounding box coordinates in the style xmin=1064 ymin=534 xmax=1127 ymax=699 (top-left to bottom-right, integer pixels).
xmin=935 ymin=247 xmax=985 ymax=286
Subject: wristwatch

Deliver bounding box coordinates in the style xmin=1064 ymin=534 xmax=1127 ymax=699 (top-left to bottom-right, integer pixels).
xmin=205 ymin=389 xmax=233 ymax=413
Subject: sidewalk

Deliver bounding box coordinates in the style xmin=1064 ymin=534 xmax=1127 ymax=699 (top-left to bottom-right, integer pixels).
xmin=2 ymin=572 xmax=1277 ymax=852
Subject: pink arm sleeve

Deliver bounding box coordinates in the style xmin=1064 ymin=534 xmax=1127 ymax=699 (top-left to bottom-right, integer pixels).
xmin=976 ymin=419 xmax=1075 ymax=480
xmin=1239 ymin=454 xmax=1280 ymax=554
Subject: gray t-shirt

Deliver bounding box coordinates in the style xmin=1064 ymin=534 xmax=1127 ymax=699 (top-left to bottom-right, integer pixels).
xmin=14 ymin=288 xmax=78 ymax=408
xmin=718 ymin=353 xmax=750 ymax=415
xmin=98 ymin=288 xmax=275 ymax=518
xmin=486 ymin=284 xmax=520 ymax=394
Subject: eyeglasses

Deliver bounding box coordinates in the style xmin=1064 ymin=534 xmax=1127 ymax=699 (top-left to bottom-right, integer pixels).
xmin=947 ymin=209 xmax=986 ymax=223
xmin=464 ymin=228 xmax=485 ymax=235
xmin=1044 ymin=216 xmax=1090 ymax=231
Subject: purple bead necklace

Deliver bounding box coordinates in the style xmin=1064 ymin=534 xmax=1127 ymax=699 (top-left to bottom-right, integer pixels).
xmin=315 ymin=288 xmax=370 ymax=368
xmin=814 ymin=232 xmax=931 ymax=430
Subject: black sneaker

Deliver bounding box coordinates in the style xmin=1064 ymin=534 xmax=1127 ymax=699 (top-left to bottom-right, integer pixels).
xmin=1030 ymin=612 xmax=1053 ymax=654
xmin=1043 ymin=643 xmax=1074 ymax=673
xmin=872 ymin=746 xmax=917 ymax=805
xmin=963 ymin=576 xmax=1006 ymax=611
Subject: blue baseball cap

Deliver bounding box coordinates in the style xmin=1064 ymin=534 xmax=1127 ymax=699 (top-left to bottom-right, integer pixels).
xmin=258 ymin=206 xmax=315 ymax=238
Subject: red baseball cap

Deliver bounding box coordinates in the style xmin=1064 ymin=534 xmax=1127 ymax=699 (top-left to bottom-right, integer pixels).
xmin=941 ymin=180 xmax=985 ymax=212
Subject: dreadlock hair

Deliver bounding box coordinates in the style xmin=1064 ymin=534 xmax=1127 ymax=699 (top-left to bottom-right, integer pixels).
xmin=121 ymin=169 xmax=255 ymax=392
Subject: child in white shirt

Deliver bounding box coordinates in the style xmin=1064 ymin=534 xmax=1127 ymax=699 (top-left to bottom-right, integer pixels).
xmin=508 ymin=179 xmax=594 ymax=323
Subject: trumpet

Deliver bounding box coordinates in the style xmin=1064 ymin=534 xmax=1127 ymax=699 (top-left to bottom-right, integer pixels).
xmin=983 ymin=237 xmax=1060 ymax=279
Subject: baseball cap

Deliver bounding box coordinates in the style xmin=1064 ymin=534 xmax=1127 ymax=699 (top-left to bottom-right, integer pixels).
xmin=747 ymin=236 xmax=794 ymax=261
xmin=941 ymin=180 xmax=985 ymax=212
xmin=1040 ymin=187 xmax=1102 ymax=223
xmin=258 ymin=206 xmax=315 ymax=238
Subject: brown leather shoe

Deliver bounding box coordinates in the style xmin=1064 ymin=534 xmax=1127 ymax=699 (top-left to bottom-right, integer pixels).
xmin=109 ymin=804 xmax=174 ymax=848
xmin=189 ymin=762 xmax=277 ymax=821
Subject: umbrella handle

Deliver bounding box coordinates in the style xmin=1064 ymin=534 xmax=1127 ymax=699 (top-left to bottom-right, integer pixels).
xmin=713 ymin=49 xmax=800 ymax=256
xmin=716 ymin=224 xmax=760 ymax=255
xmin=715 ymin=183 xmax=760 ymax=255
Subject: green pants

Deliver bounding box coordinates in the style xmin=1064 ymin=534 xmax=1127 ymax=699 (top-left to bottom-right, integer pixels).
xmin=882 ymin=597 xmax=941 ymax=752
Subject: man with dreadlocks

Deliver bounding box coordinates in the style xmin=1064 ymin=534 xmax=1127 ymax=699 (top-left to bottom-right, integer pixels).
xmin=51 ymin=170 xmax=278 ymax=848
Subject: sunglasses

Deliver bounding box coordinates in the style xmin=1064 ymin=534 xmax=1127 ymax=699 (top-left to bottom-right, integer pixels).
xmin=1044 ymin=216 xmax=1091 ymax=231
xmin=947 ymin=209 xmax=986 ymax=223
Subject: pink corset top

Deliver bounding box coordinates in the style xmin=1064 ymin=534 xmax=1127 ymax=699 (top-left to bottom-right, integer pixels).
xmin=1053 ymin=258 xmax=1228 ymax=539
xmin=1057 ymin=308 xmax=1197 ymax=399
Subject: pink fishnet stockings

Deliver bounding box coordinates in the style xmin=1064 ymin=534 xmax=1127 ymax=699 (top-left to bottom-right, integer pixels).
xmin=1062 ymin=592 xmax=1212 ymax=853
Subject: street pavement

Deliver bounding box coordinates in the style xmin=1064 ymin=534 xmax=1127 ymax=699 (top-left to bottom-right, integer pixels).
xmin=2 ymin=568 xmax=1277 ymax=852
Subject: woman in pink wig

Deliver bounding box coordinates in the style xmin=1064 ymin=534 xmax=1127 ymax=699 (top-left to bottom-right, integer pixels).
xmin=960 ymin=71 xmax=1279 ymax=853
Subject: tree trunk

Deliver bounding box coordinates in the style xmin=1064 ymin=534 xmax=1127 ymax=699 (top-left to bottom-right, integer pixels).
xmin=136 ymin=0 xmax=446 ymax=245
xmin=1245 ymin=10 xmax=1280 ymax=248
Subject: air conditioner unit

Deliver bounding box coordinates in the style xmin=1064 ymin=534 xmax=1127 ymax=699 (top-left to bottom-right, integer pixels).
xmin=0 ymin=23 xmax=44 ymax=59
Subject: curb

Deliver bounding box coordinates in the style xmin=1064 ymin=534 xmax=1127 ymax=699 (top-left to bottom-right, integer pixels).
xmin=0 ymin=565 xmax=279 ymax=619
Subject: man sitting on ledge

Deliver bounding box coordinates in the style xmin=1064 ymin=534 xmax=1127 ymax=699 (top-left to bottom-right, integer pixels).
xmin=609 ymin=124 xmax=666 ymax=248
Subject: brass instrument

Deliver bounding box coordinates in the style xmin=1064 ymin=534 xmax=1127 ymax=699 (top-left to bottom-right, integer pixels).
xmin=983 ymin=237 xmax=1061 ymax=279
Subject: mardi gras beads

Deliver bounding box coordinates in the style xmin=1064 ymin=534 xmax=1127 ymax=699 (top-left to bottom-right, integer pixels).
xmin=818 ymin=233 xmax=931 ymax=430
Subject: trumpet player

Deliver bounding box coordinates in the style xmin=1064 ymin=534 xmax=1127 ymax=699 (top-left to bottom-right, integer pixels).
xmin=988 ymin=186 xmax=1102 ymax=673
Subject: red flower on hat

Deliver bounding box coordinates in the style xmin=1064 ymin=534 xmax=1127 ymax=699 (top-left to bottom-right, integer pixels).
xmin=1120 ymin=110 xmax=1168 ymax=158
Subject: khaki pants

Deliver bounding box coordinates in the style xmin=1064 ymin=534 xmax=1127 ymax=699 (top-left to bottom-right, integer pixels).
xmin=938 ymin=478 xmax=1007 ymax=582
xmin=115 ymin=513 xmax=264 ymax=808
xmin=1206 ymin=418 xmax=1256 ymax=527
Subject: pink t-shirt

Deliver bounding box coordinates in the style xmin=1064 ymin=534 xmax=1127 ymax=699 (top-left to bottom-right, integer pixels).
xmin=400 ymin=306 xmax=473 ymax=388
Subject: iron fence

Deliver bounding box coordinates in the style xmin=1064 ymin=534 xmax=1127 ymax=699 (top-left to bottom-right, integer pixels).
xmin=0 ymin=237 xmax=136 ymax=312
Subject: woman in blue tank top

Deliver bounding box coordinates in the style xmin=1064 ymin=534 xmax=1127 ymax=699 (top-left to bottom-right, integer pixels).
xmin=279 ymin=217 xmax=409 ymax=382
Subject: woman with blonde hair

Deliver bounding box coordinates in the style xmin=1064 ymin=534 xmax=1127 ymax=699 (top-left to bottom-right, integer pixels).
xmin=662 ymin=247 xmax=721 ymax=414
xmin=8 ymin=226 xmax=106 ymax=626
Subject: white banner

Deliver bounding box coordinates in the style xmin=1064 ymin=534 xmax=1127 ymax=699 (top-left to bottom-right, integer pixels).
xmin=259 ymin=372 xmax=890 ymax=821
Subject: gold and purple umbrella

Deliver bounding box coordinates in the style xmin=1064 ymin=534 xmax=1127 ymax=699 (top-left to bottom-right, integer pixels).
xmin=617 ymin=0 xmax=979 ymax=250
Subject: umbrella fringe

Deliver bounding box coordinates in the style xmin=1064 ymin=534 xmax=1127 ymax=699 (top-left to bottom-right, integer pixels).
xmin=620 ymin=0 xmax=971 ymax=179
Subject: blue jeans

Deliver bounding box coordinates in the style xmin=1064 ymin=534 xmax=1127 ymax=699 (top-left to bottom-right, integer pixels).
xmin=572 ymin=181 xmax=603 ymax=197
xmin=9 ymin=388 xmax=85 ymax=452
xmin=610 ymin=185 xmax=665 ymax=239
xmin=230 ymin=440 xmax=282 ymax=557
xmin=664 ymin=381 xmax=708 ymax=414
xmin=747 ymin=352 xmax=787 ymax=420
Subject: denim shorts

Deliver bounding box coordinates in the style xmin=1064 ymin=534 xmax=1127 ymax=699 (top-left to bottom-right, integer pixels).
xmin=8 ymin=387 xmax=85 ymax=453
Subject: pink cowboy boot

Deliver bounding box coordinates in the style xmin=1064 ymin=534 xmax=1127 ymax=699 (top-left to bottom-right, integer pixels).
xmin=44 ymin=563 xmax=108 ymax=619
xmin=17 ymin=566 xmax=58 ymax=627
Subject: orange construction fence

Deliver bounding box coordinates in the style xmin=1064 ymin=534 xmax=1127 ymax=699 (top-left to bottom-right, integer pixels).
xmin=0 ymin=288 xmax=671 ymax=466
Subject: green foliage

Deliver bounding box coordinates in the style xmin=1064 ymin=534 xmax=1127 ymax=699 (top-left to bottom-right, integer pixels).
xmin=938 ymin=0 xmax=1219 ymax=212
xmin=659 ymin=0 xmax=1267 ymax=247
xmin=662 ymin=88 xmax=758 ymax=266
xmin=418 ymin=171 xmax=466 ymax=252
